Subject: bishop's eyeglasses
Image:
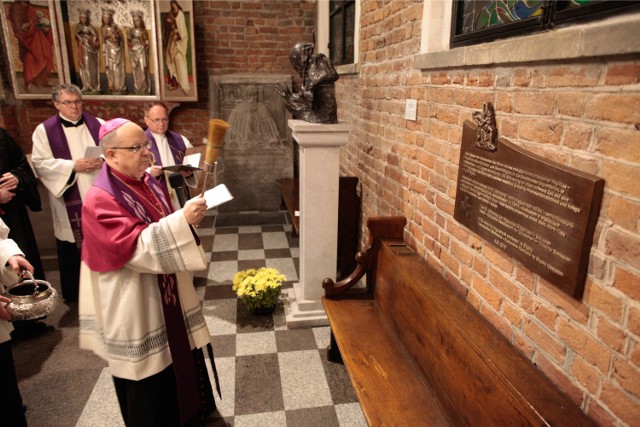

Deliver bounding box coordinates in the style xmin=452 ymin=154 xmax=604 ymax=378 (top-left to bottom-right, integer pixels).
xmin=110 ymin=142 xmax=153 ymax=153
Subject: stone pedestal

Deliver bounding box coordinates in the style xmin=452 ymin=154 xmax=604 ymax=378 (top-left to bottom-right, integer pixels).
xmin=284 ymin=120 xmax=350 ymax=328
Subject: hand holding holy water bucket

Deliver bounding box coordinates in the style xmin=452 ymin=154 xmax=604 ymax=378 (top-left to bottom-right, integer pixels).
xmin=3 ymin=270 xmax=59 ymax=321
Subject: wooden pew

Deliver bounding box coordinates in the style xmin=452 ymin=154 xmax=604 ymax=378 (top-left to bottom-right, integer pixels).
xmin=322 ymin=216 xmax=595 ymax=427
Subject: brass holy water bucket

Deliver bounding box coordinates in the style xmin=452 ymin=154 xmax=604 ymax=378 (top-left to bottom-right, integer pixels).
xmin=3 ymin=270 xmax=59 ymax=321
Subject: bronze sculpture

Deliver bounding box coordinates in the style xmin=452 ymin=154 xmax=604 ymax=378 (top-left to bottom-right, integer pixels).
xmin=276 ymin=42 xmax=339 ymax=124
xmin=472 ymin=102 xmax=498 ymax=151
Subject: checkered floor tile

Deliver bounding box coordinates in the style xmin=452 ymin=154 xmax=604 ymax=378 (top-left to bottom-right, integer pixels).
xmin=77 ymin=217 xmax=366 ymax=426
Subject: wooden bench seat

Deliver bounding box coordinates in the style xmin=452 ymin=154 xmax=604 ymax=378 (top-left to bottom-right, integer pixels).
xmin=322 ymin=216 xmax=595 ymax=427
xmin=277 ymin=178 xmax=300 ymax=235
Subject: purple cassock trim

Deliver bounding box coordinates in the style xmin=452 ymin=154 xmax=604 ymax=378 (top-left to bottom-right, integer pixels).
xmin=145 ymin=129 xmax=187 ymax=192
xmin=145 ymin=129 xmax=187 ymax=167
xmin=43 ymin=113 xmax=101 ymax=251
xmin=92 ymin=164 xmax=172 ymax=224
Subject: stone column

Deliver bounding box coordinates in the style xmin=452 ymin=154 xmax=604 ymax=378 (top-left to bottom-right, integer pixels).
xmin=285 ymin=120 xmax=350 ymax=328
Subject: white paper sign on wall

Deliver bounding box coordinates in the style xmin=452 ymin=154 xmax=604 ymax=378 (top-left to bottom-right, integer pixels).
xmin=405 ymin=99 xmax=417 ymax=121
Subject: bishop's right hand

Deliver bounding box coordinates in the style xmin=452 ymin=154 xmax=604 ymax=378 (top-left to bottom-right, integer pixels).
xmin=182 ymin=194 xmax=207 ymax=226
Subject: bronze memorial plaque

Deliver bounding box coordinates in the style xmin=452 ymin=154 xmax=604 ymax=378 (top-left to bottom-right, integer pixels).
xmin=454 ymin=105 xmax=604 ymax=299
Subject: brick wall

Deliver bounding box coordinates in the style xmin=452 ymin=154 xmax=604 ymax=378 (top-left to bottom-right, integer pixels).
xmin=336 ymin=1 xmax=639 ymax=425
xmin=0 ymin=0 xmax=316 ymax=151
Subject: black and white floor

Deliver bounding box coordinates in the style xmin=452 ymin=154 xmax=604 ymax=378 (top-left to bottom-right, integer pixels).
xmin=13 ymin=212 xmax=366 ymax=426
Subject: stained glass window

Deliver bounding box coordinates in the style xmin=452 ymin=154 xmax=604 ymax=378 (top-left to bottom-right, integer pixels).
xmin=330 ymin=1 xmax=355 ymax=66
xmin=451 ymin=1 xmax=640 ymax=47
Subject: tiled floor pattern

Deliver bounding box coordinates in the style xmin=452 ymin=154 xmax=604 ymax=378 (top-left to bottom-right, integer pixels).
xmin=76 ymin=217 xmax=367 ymax=426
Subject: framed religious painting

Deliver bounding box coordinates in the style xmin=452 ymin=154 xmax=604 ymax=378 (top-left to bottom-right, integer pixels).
xmin=54 ymin=0 xmax=160 ymax=100
xmin=156 ymin=0 xmax=197 ymax=101
xmin=0 ymin=0 xmax=66 ymax=99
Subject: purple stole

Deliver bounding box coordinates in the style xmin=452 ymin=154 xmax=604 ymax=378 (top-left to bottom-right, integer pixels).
xmin=92 ymin=165 xmax=216 ymax=425
xmin=145 ymin=129 xmax=187 ymax=188
xmin=43 ymin=113 xmax=101 ymax=251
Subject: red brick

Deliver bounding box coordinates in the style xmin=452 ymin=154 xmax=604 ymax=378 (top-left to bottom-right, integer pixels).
xmin=471 ymin=276 xmax=503 ymax=311
xmin=483 ymin=244 xmax=514 ymax=275
xmin=631 ymin=340 xmax=640 ymax=368
xmin=488 ymin=267 xmax=520 ymax=303
xmin=582 ymin=281 xmax=625 ymax=323
xmin=533 ymin=302 xmax=558 ymax=331
xmin=601 ymin=160 xmax=640 ymax=199
xmin=562 ymin=123 xmax=593 ymax=150
xmin=440 ymin=249 xmax=461 ymax=276
xmin=596 ymin=316 xmax=627 ymax=354
xmin=524 ymin=319 xmax=566 ymax=364
xmin=607 ymin=196 xmax=640 ymax=233
xmin=434 ymin=106 xmax=460 ymax=125
xmin=557 ymin=318 xmax=612 ymax=372
xmin=472 ymin=255 xmax=488 ymax=278
xmin=599 ymin=381 xmax=640 ymax=426
xmin=604 ymin=63 xmax=640 ymax=85
xmin=514 ymin=69 xmax=532 ymax=87
xmin=571 ymin=355 xmax=602 ymax=395
xmin=569 ymin=155 xmax=599 ymax=175
xmin=613 ymin=359 xmax=640 ymax=399
xmin=450 ymin=240 xmax=474 ymax=267
xmin=629 ymin=306 xmax=640 ymax=337
xmin=479 ymin=303 xmax=513 ymax=338
xmin=495 ymin=92 xmax=513 ymax=113
xmin=466 ymin=71 xmax=494 ymax=87
xmin=459 ymin=265 xmax=475 ymax=288
xmin=614 ymin=265 xmax=640 ymax=301
xmin=595 ymin=127 xmax=640 ymax=163
xmin=513 ymin=330 xmax=535 ymax=359
xmin=604 ymin=228 xmax=640 ymax=270
xmin=502 ymin=300 xmax=524 ymax=328
xmin=556 ymin=92 xmax=586 ymax=117
xmin=535 ymin=352 xmax=586 ymax=405
xmin=584 ymin=93 xmax=640 ymax=125
xmin=585 ymin=400 xmax=618 ymax=427
xmin=498 ymin=117 xmax=519 ymax=138
xmin=518 ymin=118 xmax=563 ymax=145
xmin=427 ymin=87 xmax=454 ymax=105
xmin=545 ymin=65 xmax=601 ymax=88
xmin=463 ymin=91 xmax=494 ymax=110
xmin=513 ymin=92 xmax=555 ymax=116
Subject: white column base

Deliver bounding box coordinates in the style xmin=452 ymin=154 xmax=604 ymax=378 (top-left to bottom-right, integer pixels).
xmin=283 ymin=120 xmax=350 ymax=329
xmin=283 ymin=285 xmax=329 ymax=329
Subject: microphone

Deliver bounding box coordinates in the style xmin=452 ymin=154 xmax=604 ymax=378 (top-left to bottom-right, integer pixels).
xmin=168 ymin=172 xmax=186 ymax=208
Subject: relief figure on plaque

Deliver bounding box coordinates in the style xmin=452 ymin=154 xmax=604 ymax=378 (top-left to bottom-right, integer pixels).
xmin=227 ymin=85 xmax=281 ymax=148
xmin=276 ymin=41 xmax=339 ymax=124
xmin=473 ymin=102 xmax=497 ymax=152
xmin=101 ymin=8 xmax=126 ymax=93
xmin=127 ymin=11 xmax=151 ymax=94
xmin=75 ymin=9 xmax=100 ymax=93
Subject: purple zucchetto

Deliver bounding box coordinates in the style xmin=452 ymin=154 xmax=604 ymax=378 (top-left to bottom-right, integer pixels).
xmin=99 ymin=118 xmax=131 ymax=140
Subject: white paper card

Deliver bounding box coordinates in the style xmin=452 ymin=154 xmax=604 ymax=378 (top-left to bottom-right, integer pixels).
xmin=203 ymin=184 xmax=233 ymax=210
xmin=84 ymin=146 xmax=102 ymax=158
xmin=183 ymin=152 xmax=200 ymax=167
xmin=404 ymin=99 xmax=417 ymax=121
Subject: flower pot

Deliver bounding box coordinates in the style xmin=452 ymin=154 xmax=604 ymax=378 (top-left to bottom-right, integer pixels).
xmin=232 ymin=267 xmax=286 ymax=315
xmin=250 ymin=305 xmax=276 ymax=315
